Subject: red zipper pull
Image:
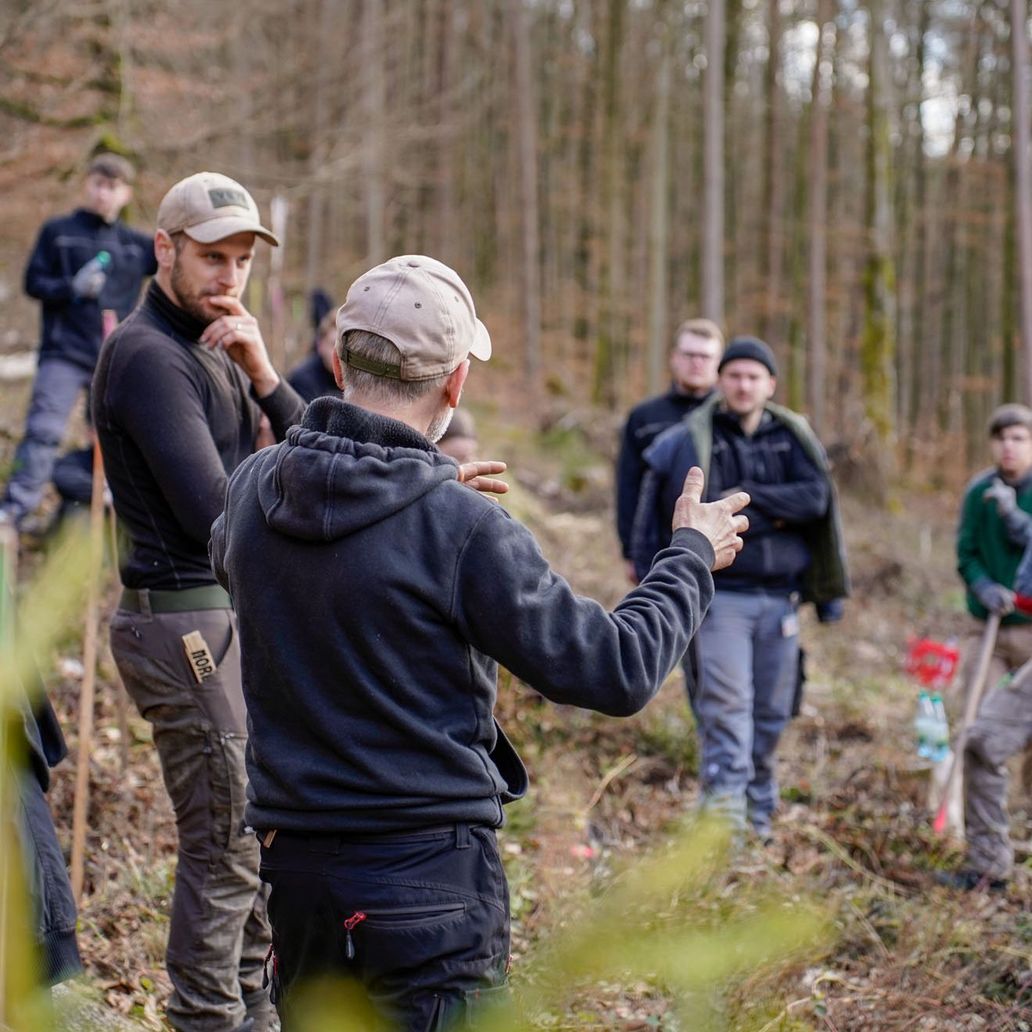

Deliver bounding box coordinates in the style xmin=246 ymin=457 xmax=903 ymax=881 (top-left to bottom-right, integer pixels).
xmin=343 ymin=911 xmax=366 ymax=960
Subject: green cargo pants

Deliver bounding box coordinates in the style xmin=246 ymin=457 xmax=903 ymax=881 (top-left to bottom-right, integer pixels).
xmin=110 ymin=598 xmax=273 ymax=1031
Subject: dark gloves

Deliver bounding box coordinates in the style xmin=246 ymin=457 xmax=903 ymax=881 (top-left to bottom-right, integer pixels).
xmin=971 ymin=576 xmax=1016 ymax=615
xmin=984 ymin=477 xmax=1017 ymax=515
xmin=984 ymin=477 xmax=1032 ymax=546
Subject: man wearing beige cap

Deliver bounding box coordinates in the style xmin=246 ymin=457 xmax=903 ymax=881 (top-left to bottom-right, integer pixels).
xmin=210 ymin=255 xmax=748 ymax=1029
xmin=93 ymin=171 xmax=305 ymax=1032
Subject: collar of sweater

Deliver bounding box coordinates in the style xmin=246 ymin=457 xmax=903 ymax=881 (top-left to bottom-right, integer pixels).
xmin=143 ymin=281 xmax=209 ymax=343
xmin=302 ymin=395 xmax=436 ymax=453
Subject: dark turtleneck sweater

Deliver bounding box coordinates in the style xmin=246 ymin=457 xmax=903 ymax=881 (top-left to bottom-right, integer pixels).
xmin=92 ymin=281 xmax=305 ymax=590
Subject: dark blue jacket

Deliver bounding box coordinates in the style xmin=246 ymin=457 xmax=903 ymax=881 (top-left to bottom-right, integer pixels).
xmin=287 ymin=352 xmax=338 ymax=403
xmin=616 ymin=387 xmax=713 ymax=557
xmin=634 ymin=401 xmax=832 ymax=595
xmin=25 ymin=208 xmax=156 ymax=372
xmin=211 ymin=397 xmax=717 ymax=834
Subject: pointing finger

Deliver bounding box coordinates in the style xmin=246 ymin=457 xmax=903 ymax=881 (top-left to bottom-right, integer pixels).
xmin=680 ymin=466 xmax=705 ymax=505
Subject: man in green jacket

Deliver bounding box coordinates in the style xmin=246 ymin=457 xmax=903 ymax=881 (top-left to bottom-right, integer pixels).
xmin=943 ymin=403 xmax=1032 ymax=890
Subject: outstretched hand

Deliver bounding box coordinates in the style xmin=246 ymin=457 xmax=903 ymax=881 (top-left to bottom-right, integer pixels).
xmin=672 ymin=466 xmax=749 ymax=571
xmin=458 ymin=460 xmax=508 ymax=495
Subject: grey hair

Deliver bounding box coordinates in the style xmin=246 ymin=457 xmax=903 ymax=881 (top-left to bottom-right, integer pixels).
xmin=337 ymin=329 xmax=450 ymax=405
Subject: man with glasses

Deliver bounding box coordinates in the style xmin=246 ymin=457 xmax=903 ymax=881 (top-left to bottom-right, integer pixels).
xmin=616 ymin=320 xmax=723 ymax=583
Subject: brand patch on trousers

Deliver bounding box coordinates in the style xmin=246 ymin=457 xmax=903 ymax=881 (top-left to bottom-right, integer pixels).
xmin=182 ymin=631 xmax=217 ymax=683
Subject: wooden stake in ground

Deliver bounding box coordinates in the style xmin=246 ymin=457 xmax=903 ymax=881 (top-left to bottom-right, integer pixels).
xmin=69 ymin=437 xmax=108 ymax=901
xmin=71 ymin=308 xmax=118 ymax=902
xmin=933 ymin=611 xmax=1002 ymax=836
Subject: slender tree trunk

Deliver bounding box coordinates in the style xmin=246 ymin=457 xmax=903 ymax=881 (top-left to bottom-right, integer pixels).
xmin=807 ymin=0 xmax=834 ymax=436
xmin=1012 ymin=0 xmax=1032 ymax=400
xmin=304 ymin=0 xmax=336 ymax=299
xmin=761 ymin=0 xmax=783 ymax=343
xmin=647 ymin=16 xmax=672 ymax=395
xmin=703 ymin=0 xmax=725 ymax=324
xmin=363 ymin=0 xmax=386 ymax=265
xmin=510 ymin=0 xmax=541 ymax=392
xmin=861 ymin=0 xmax=897 ymax=490
xmin=593 ymin=0 xmax=625 ymax=405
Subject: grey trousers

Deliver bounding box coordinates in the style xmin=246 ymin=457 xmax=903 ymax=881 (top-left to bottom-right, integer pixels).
xmin=693 ymin=590 xmax=799 ymax=835
xmin=110 ymin=602 xmax=273 ymax=1032
xmin=964 ymin=663 xmax=1032 ymax=879
xmin=3 ymin=357 xmax=92 ymax=522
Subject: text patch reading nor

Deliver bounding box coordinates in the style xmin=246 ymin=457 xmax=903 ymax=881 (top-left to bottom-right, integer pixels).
xmin=182 ymin=630 xmax=217 ymax=683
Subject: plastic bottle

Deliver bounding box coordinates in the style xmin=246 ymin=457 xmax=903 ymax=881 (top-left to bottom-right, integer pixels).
xmin=929 ymin=692 xmax=950 ymax=763
xmin=82 ymin=250 xmax=111 ymax=275
xmin=914 ymin=690 xmax=935 ymax=759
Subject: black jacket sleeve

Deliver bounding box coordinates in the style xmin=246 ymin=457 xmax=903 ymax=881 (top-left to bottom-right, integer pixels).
xmin=24 ymin=221 xmax=73 ymax=305
xmin=456 ymin=508 xmax=715 ymax=717
xmin=739 ymin=440 xmax=830 ymax=524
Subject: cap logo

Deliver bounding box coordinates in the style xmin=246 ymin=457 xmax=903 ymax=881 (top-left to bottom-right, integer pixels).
xmin=208 ymin=187 xmax=248 ymax=209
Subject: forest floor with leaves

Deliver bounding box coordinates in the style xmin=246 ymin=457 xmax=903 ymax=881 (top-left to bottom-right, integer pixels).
xmin=5 ymin=386 xmax=1032 ymax=1030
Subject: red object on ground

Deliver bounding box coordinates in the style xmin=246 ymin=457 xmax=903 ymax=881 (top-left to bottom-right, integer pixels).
xmin=904 ymin=637 xmax=960 ymax=690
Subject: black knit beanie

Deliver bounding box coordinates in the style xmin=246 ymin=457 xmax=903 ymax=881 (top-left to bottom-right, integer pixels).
xmin=718 ymin=336 xmax=777 ymax=376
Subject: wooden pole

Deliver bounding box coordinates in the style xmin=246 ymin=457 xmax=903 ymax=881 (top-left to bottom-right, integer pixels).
xmin=71 ymin=308 xmax=118 ymax=901
xmin=69 ymin=437 xmax=107 ymax=902
xmin=933 ymin=611 xmax=1002 ymax=836
xmin=108 ymin=507 xmax=129 ymax=772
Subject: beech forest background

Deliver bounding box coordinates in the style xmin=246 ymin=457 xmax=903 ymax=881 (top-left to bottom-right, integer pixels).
xmin=3 ymin=0 xmax=1032 ymax=486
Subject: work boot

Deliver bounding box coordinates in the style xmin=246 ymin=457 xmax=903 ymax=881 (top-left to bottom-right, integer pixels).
xmin=934 ymin=868 xmax=1008 ymax=893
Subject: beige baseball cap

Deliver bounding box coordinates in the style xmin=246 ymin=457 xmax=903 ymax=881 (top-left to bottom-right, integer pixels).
xmin=336 ymin=255 xmax=491 ymax=381
xmin=156 ymin=172 xmax=279 ymax=246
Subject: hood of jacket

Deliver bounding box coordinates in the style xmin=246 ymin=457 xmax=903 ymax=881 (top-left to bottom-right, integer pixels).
xmin=257 ymin=395 xmax=459 ymax=542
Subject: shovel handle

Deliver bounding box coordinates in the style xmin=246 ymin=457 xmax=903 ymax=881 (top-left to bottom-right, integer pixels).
xmin=933 ymin=611 xmax=1002 ymax=835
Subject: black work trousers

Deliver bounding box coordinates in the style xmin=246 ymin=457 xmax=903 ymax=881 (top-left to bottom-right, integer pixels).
xmin=260 ymin=823 xmax=509 ymax=1031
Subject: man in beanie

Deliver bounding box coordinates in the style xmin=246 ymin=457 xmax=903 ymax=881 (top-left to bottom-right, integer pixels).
xmin=0 ymin=154 xmax=156 ymax=531
xmin=93 ymin=172 xmax=306 ymax=1031
xmin=616 ymin=318 xmax=723 ymax=583
xmin=210 ymin=255 xmax=750 ymax=1029
xmin=631 ymin=335 xmax=848 ymax=843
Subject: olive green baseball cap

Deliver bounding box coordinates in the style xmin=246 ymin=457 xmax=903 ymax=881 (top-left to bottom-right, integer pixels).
xmin=156 ymin=171 xmax=278 ymax=246
xmin=336 ymin=255 xmax=491 ymax=381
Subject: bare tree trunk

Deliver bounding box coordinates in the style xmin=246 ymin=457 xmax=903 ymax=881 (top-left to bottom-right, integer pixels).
xmin=1013 ymin=0 xmax=1032 ymax=400
xmin=510 ymin=0 xmax=541 ymax=393
xmin=862 ymin=0 xmax=897 ymax=489
xmin=703 ymin=0 xmax=725 ymax=324
xmin=761 ymin=0 xmax=783 ymax=343
xmin=593 ymin=0 xmax=625 ymax=405
xmin=304 ymin=0 xmax=336 ymax=299
xmin=363 ymin=0 xmax=386 ymax=265
xmin=647 ymin=16 xmax=672 ymax=395
xmin=807 ymin=0 xmax=834 ymax=436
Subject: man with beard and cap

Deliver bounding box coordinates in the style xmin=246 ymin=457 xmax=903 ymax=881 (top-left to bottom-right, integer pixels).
xmin=92 ymin=172 xmax=306 ymax=1032
xmin=210 ymin=255 xmax=750 ymax=1030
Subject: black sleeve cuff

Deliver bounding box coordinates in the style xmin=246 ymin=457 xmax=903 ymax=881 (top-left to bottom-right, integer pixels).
xmin=252 ymin=379 xmax=306 ymax=440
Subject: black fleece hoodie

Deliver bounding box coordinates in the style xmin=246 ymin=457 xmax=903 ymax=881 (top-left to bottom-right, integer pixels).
xmin=210 ymin=396 xmax=717 ymax=834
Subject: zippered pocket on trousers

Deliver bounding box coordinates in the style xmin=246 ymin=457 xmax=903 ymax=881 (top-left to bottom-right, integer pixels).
xmin=360 ymin=901 xmax=467 ymax=928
